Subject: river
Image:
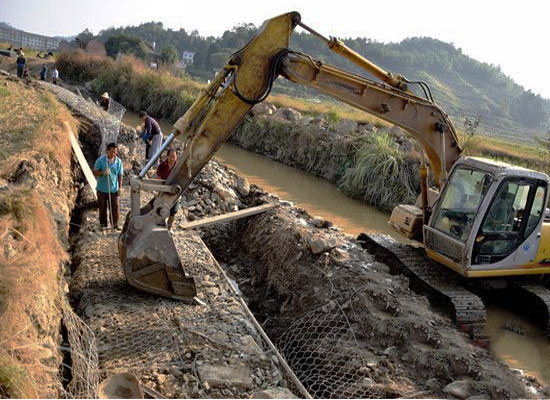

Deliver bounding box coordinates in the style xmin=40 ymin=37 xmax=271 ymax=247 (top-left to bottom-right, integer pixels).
xmin=122 ymin=111 xmax=550 ymax=386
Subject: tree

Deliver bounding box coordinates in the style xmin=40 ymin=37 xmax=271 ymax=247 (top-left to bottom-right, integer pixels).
xmin=75 ymin=28 xmax=94 ymax=47
xmin=160 ymin=44 xmax=178 ymax=65
xmin=105 ymin=34 xmax=150 ymax=59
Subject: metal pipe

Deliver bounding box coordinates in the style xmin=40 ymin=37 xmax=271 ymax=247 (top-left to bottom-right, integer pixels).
xmin=139 ymin=132 xmax=176 ymax=178
xmin=297 ymin=21 xmax=330 ymax=43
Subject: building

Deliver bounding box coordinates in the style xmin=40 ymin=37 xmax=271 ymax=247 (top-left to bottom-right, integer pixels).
xmin=182 ymin=51 xmax=194 ymax=64
xmin=57 ymin=38 xmax=106 ymax=57
xmin=0 ymin=25 xmax=60 ymax=51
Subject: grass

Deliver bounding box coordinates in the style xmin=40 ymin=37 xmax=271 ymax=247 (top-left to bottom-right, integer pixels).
xmin=339 ymin=129 xmax=417 ymax=210
xmin=56 ymin=51 xmax=201 ymax=122
xmin=0 ymin=74 xmax=76 ymax=397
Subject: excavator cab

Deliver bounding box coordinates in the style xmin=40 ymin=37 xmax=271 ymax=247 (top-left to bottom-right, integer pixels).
xmin=424 ymin=157 xmax=550 ymax=278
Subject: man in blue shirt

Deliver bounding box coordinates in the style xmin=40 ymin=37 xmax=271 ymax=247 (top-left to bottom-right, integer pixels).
xmin=93 ymin=143 xmax=124 ymax=230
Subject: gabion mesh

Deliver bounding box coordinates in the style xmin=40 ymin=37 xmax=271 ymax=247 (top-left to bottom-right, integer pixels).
xmin=62 ymin=300 xmax=99 ymax=399
xmin=277 ymin=300 xmax=373 ymax=399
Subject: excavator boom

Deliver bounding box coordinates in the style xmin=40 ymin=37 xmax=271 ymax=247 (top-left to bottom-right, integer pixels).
xmin=119 ymin=11 xmax=463 ymax=300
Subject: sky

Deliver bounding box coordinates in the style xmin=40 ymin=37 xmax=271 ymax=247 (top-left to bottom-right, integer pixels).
xmin=2 ymin=0 xmax=550 ymax=99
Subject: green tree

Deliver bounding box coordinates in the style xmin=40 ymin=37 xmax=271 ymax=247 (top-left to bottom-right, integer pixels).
xmin=104 ymin=34 xmax=150 ymax=59
xmin=160 ymin=44 xmax=178 ymax=65
xmin=75 ymin=28 xmax=94 ymax=47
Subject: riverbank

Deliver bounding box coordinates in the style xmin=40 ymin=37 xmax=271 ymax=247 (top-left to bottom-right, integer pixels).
xmin=0 ymin=74 xmax=79 ymax=397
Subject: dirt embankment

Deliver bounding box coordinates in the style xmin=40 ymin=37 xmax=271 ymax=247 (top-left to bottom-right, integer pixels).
xmin=199 ymin=195 xmax=541 ymax=399
xmin=0 ymin=74 xmax=80 ymax=397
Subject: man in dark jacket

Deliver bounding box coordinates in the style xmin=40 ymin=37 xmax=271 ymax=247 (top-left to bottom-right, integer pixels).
xmin=39 ymin=64 xmax=48 ymax=81
xmin=16 ymin=52 xmax=26 ymax=78
xmin=139 ymin=111 xmax=163 ymax=166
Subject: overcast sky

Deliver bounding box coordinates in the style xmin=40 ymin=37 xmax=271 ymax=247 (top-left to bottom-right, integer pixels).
xmin=2 ymin=0 xmax=549 ymax=98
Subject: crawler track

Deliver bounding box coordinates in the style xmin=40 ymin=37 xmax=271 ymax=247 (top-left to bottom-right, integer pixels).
xmin=357 ymin=233 xmax=488 ymax=342
xmin=357 ymin=233 xmax=550 ymax=341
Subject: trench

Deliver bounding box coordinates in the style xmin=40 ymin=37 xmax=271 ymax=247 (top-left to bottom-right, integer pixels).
xmin=121 ymin=110 xmax=550 ymax=388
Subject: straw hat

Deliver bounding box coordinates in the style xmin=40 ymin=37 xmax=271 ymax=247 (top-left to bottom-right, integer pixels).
xmin=101 ymin=92 xmax=109 ymax=99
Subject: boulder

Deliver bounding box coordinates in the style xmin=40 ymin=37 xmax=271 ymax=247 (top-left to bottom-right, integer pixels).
xmin=305 ymin=232 xmax=341 ymax=254
xmin=197 ymin=363 xmax=253 ymax=389
xmin=235 ymin=176 xmax=250 ymax=196
xmin=214 ymin=184 xmax=237 ymax=203
xmin=443 ymin=380 xmax=471 ymax=399
xmin=279 ymin=107 xmax=302 ymax=122
xmin=335 ymin=119 xmax=358 ymax=135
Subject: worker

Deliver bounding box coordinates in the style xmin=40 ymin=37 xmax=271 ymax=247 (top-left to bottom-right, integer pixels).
xmin=156 ymin=148 xmax=180 ymax=230
xmin=99 ymin=92 xmax=110 ymax=112
xmin=16 ymin=51 xmax=26 ymax=78
xmin=92 ymin=143 xmax=124 ymax=230
xmin=139 ymin=111 xmax=163 ymax=167
xmin=39 ymin=64 xmax=48 ymax=81
xmin=52 ymin=66 xmax=59 ymax=85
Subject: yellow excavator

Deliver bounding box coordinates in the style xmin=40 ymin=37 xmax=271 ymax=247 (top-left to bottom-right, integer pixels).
xmin=119 ymin=12 xmax=550 ymax=308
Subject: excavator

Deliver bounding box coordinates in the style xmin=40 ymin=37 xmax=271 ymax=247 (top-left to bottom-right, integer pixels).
xmin=119 ymin=12 xmax=550 ymax=338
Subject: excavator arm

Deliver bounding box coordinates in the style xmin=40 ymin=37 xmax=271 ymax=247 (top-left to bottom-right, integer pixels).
xmin=119 ymin=11 xmax=462 ymax=300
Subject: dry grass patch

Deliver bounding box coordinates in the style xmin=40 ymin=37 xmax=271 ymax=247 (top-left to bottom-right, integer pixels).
xmin=0 ymin=75 xmax=78 ymax=397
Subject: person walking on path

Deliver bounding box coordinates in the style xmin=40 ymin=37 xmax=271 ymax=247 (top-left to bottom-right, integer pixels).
xmin=139 ymin=111 xmax=163 ymax=167
xmin=93 ymin=143 xmax=124 ymax=230
xmin=156 ymin=148 xmax=180 ymax=230
xmin=39 ymin=64 xmax=48 ymax=81
xmin=52 ymin=66 xmax=59 ymax=85
xmin=16 ymin=52 xmax=26 ymax=78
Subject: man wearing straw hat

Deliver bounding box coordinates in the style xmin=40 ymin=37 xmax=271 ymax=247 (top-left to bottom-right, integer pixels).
xmin=99 ymin=92 xmax=110 ymax=112
xmin=93 ymin=143 xmax=124 ymax=230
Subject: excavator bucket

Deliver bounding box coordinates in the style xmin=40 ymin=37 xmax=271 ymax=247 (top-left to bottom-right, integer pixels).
xmin=119 ymin=225 xmax=197 ymax=301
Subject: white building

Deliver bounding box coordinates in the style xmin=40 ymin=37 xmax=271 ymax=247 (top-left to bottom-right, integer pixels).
xmin=182 ymin=51 xmax=194 ymax=64
xmin=0 ymin=26 xmax=60 ymax=51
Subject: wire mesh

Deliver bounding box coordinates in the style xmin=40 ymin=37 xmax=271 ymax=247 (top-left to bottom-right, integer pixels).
xmin=61 ymin=300 xmax=99 ymax=399
xmin=277 ymin=298 xmax=373 ymax=399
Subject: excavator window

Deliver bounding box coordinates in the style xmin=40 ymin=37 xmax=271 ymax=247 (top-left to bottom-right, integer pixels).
xmin=433 ymin=167 xmax=493 ymax=242
xmin=473 ymin=179 xmax=547 ymax=264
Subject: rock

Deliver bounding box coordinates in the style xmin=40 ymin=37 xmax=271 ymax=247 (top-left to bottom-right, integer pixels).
xmin=383 ymin=346 xmax=399 ymax=359
xmin=335 ymin=119 xmax=358 ymax=135
xmin=425 ymin=378 xmax=440 ymax=391
xmin=305 ymin=232 xmax=341 ymax=254
xmin=235 ymin=176 xmax=250 ymax=196
xmin=310 ymin=217 xmax=332 ymax=228
xmin=250 ymin=388 xmax=297 ymax=399
xmin=250 ymin=103 xmax=274 ymax=116
xmin=279 ymin=107 xmax=302 ymax=122
xmin=157 ymin=374 xmax=167 ymax=385
xmin=443 ymin=380 xmax=471 ymax=399
xmin=214 ymin=184 xmax=237 ymax=203
xmin=197 ymin=363 xmax=253 ymax=389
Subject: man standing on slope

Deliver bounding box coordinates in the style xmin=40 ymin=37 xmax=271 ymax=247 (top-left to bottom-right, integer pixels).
xmin=139 ymin=111 xmax=163 ymax=167
xmin=93 ymin=143 xmax=124 ymax=230
xmin=16 ymin=51 xmax=26 ymax=78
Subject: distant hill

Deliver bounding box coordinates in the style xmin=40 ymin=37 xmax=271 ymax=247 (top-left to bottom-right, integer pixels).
xmin=90 ymin=22 xmax=547 ymax=143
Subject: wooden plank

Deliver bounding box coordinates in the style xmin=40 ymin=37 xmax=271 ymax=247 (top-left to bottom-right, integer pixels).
xmin=65 ymin=122 xmax=97 ymax=200
xmin=181 ymin=203 xmax=277 ymax=230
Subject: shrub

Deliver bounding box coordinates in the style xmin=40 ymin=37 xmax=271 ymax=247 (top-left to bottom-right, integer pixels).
xmin=339 ymin=130 xmax=417 ymax=210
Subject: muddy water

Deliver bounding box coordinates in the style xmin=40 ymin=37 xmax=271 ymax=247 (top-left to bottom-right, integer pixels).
xmin=122 ymin=111 xmax=550 ymax=386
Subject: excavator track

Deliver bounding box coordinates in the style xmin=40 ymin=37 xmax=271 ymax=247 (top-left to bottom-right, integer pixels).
xmin=505 ymin=282 xmax=550 ymax=335
xmin=357 ymin=233 xmax=488 ymax=343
